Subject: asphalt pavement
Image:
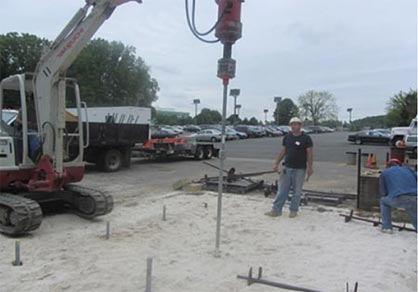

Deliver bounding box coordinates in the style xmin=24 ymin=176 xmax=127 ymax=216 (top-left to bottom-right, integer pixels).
xmin=225 ymin=131 xmax=390 ymax=165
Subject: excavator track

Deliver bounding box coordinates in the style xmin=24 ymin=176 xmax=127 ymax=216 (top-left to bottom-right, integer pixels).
xmin=0 ymin=193 xmax=43 ymax=236
xmin=63 ymin=185 xmax=113 ymax=219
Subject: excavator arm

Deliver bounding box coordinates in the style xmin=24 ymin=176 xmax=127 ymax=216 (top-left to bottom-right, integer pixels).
xmin=33 ymin=0 xmax=141 ymax=175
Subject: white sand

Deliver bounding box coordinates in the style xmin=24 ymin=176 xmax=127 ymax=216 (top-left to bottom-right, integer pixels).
xmin=0 ymin=191 xmax=416 ymax=292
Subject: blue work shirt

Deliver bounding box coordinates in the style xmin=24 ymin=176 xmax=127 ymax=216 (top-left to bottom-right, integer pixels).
xmin=379 ymin=166 xmax=417 ymax=197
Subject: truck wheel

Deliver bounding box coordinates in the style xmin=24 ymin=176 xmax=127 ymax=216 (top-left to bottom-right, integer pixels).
xmin=101 ymin=149 xmax=122 ymax=172
xmin=194 ymin=146 xmax=205 ymax=160
xmin=204 ymin=146 xmax=213 ymax=159
xmin=391 ymin=137 xmax=403 ymax=147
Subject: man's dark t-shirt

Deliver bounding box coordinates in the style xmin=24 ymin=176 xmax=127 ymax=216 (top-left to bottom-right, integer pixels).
xmin=282 ymin=132 xmax=313 ymax=169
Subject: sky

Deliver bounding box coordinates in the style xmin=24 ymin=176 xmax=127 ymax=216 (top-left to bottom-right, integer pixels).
xmin=0 ymin=0 xmax=417 ymax=122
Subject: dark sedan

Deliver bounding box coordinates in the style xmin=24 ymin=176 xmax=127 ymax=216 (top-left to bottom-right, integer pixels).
xmin=151 ymin=129 xmax=178 ymax=139
xmin=348 ymin=130 xmax=390 ymax=145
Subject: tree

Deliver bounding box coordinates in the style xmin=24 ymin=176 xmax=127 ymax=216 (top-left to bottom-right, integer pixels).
xmin=386 ymin=89 xmax=417 ymax=127
xmin=0 ymin=32 xmax=50 ymax=80
xmin=320 ymin=119 xmax=343 ymax=129
xmin=68 ymin=38 xmax=159 ymax=107
xmin=349 ymin=115 xmax=387 ymax=131
xmin=273 ymin=98 xmax=299 ymax=125
xmin=196 ymin=108 xmax=222 ymax=124
xmin=0 ymin=33 xmax=50 ymax=107
xmin=248 ymin=117 xmax=260 ymax=125
xmin=0 ymin=33 xmax=159 ymax=108
xmin=298 ymin=90 xmax=338 ymax=125
xmin=154 ymin=112 xmax=179 ymax=125
xmin=227 ymin=114 xmax=241 ymax=124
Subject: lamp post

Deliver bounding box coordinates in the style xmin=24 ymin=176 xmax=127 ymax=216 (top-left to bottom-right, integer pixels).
xmin=263 ymin=109 xmax=268 ymax=125
xmin=274 ymin=96 xmax=282 ymax=125
xmin=347 ymin=108 xmax=353 ymax=123
xmin=235 ymin=104 xmax=241 ymax=118
xmin=230 ymin=89 xmax=240 ymax=124
xmin=193 ymin=99 xmax=200 ymax=121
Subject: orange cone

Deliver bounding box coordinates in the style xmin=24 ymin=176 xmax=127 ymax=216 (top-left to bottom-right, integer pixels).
xmin=370 ymin=153 xmax=377 ymax=169
xmin=366 ymin=153 xmax=377 ymax=169
xmin=366 ymin=153 xmax=373 ymax=169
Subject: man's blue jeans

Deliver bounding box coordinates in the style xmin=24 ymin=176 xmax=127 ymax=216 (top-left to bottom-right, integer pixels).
xmin=272 ymin=167 xmax=306 ymax=213
xmin=380 ymin=195 xmax=417 ymax=230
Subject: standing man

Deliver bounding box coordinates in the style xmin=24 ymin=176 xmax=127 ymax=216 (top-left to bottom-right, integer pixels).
xmin=379 ymin=158 xmax=417 ymax=233
xmin=265 ymin=117 xmax=313 ymax=218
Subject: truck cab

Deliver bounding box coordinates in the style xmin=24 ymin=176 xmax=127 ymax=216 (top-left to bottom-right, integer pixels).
xmin=390 ymin=116 xmax=417 ymax=146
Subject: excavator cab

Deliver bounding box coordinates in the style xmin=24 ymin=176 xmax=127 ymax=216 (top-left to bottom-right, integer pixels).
xmin=0 ymin=73 xmax=112 ymax=236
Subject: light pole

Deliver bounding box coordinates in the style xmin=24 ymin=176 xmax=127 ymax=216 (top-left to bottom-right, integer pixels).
xmin=263 ymin=109 xmax=268 ymax=125
xmin=235 ymin=104 xmax=241 ymax=118
xmin=274 ymin=96 xmax=282 ymax=125
xmin=230 ymin=88 xmax=240 ymax=123
xmin=347 ymin=108 xmax=353 ymax=123
xmin=193 ymin=99 xmax=200 ymax=121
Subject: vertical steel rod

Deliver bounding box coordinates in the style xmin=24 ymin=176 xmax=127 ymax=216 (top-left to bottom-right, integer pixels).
xmin=12 ymin=241 xmax=22 ymax=266
xmin=162 ymin=205 xmax=166 ymax=221
xmin=215 ymin=81 xmax=228 ymax=257
xmin=145 ymin=257 xmax=153 ymax=292
xmin=106 ymin=221 xmax=110 ymax=240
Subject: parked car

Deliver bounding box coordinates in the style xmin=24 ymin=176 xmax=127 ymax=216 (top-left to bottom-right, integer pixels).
xmin=304 ymin=126 xmax=326 ymax=134
xmin=321 ymin=126 xmax=335 ymax=133
xmin=277 ymin=125 xmax=290 ymax=134
xmin=234 ymin=130 xmax=248 ymax=139
xmin=265 ymin=126 xmax=282 ymax=137
xmin=160 ymin=126 xmax=182 ymax=134
xmin=183 ymin=125 xmax=201 ymax=133
xmin=151 ymin=129 xmax=178 ymax=139
xmin=192 ymin=129 xmax=222 ymax=142
xmin=302 ymin=127 xmax=313 ymax=134
xmin=249 ymin=126 xmax=266 ymax=137
xmin=347 ymin=130 xmax=390 ymax=145
xmin=234 ymin=125 xmax=254 ymax=137
xmin=226 ymin=126 xmax=247 ymax=139
xmin=225 ymin=128 xmax=240 ymax=140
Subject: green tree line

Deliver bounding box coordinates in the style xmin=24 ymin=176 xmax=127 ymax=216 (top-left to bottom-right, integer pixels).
xmin=0 ymin=32 xmax=159 ymax=108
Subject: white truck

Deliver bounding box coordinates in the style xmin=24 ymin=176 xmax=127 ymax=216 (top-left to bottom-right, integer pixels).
xmin=66 ymin=106 xmax=151 ymax=172
xmin=390 ymin=116 xmax=417 ymax=146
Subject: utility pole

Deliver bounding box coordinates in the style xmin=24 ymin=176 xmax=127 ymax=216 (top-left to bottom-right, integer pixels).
xmin=193 ymin=99 xmax=200 ymax=123
xmin=263 ymin=109 xmax=268 ymax=125
xmin=274 ymin=96 xmax=282 ymax=125
xmin=347 ymin=108 xmax=353 ymax=123
xmin=235 ymin=104 xmax=241 ymax=118
xmin=230 ymin=88 xmax=240 ymax=124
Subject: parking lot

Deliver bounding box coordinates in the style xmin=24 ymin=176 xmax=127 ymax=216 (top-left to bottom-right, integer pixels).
xmin=225 ymin=131 xmax=390 ymax=164
xmin=81 ymin=131 xmax=389 ymax=198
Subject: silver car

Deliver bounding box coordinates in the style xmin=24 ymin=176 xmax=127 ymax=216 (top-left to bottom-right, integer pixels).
xmin=193 ymin=129 xmax=221 ymax=142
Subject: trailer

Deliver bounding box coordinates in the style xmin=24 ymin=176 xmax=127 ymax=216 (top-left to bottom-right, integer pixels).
xmin=134 ymin=136 xmax=219 ymax=160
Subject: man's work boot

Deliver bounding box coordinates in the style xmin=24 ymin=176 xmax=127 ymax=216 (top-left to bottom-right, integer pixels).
xmin=264 ymin=209 xmax=282 ymax=217
xmin=289 ymin=211 xmax=298 ymax=218
xmin=381 ymin=228 xmax=393 ymax=234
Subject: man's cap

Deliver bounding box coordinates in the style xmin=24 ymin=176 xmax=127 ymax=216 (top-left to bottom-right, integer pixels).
xmin=386 ymin=158 xmax=402 ymax=167
xmin=289 ymin=117 xmax=302 ymax=125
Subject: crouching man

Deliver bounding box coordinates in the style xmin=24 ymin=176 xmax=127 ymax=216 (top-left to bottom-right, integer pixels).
xmin=380 ymin=158 xmax=417 ymax=233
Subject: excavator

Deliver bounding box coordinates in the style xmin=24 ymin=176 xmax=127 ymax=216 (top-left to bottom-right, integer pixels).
xmin=0 ymin=0 xmax=242 ymax=236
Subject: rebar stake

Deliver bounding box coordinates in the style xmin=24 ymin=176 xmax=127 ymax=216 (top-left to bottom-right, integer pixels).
xmin=12 ymin=241 xmax=23 ymax=266
xmin=145 ymin=257 xmax=153 ymax=292
xmin=106 ymin=221 xmax=110 ymax=240
xmin=162 ymin=205 xmax=166 ymax=221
